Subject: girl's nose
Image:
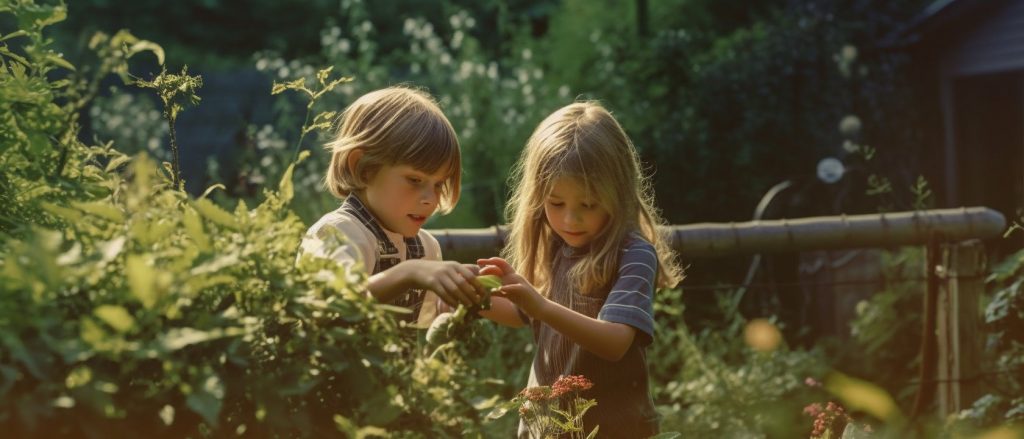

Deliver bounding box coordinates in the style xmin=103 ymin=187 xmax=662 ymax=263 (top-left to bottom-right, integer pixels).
xmin=564 ymin=209 xmax=581 ymax=225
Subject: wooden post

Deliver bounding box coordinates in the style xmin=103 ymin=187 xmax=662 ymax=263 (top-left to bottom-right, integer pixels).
xmin=936 ymin=240 xmax=985 ymax=416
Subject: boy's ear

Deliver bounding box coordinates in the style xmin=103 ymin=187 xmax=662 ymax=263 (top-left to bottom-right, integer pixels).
xmin=347 ymin=148 xmax=365 ymax=180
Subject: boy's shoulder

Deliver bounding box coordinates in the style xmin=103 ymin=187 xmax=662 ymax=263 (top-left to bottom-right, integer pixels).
xmin=307 ymin=208 xmax=374 ymax=244
xmin=418 ymin=229 xmax=442 ymax=260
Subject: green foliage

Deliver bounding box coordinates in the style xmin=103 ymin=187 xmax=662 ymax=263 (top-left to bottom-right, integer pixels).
xmin=846 ymin=247 xmax=925 ymax=407
xmin=651 ymin=288 xmax=830 ymax=437
xmin=953 ymin=242 xmax=1024 ymax=427
xmin=0 ymin=5 xmax=520 ymax=436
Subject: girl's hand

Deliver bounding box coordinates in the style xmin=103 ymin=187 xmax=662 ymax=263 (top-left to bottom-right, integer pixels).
xmin=477 ymin=257 xmax=517 ymax=281
xmin=492 ymin=274 xmax=549 ymax=319
xmin=405 ymin=260 xmax=485 ymax=307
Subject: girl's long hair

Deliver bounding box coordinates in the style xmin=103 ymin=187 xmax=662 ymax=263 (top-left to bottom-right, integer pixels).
xmin=503 ymin=101 xmax=683 ymax=295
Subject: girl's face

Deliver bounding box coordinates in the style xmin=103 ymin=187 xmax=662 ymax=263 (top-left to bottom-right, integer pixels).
xmin=362 ymin=163 xmax=448 ymax=237
xmin=543 ymin=177 xmax=610 ymax=248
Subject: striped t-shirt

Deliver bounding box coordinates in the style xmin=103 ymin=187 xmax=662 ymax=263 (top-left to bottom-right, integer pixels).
xmin=519 ymin=233 xmax=661 ymax=438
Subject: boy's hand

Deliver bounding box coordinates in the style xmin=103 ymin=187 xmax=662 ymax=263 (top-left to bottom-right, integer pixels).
xmin=407 ymin=260 xmax=486 ymax=308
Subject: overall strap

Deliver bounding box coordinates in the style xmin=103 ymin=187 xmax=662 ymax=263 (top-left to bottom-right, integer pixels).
xmin=341 ymin=195 xmax=426 ymax=319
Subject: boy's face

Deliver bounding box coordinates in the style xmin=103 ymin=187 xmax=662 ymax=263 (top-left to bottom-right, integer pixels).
xmin=544 ymin=177 xmax=610 ymax=248
xmin=362 ymin=163 xmax=449 ymax=237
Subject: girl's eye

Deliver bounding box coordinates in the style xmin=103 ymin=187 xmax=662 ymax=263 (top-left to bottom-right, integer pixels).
xmin=548 ymin=201 xmax=564 ymax=208
xmin=582 ymin=203 xmax=597 ymax=210
xmin=434 ymin=182 xmax=444 ymax=190
xmin=407 ymin=177 xmax=423 ymax=185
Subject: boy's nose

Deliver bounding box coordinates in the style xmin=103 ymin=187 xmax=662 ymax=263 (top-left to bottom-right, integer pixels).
xmin=420 ymin=187 xmax=438 ymax=205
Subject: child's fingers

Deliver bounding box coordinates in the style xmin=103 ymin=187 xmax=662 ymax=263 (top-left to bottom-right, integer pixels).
xmin=479 ymin=258 xmax=515 ymax=275
xmin=451 ymin=272 xmax=481 ymax=305
xmin=433 ymin=289 xmax=457 ymax=308
xmin=454 ymin=265 xmax=485 ymax=300
xmin=479 ymin=265 xmax=503 ymax=277
xmin=433 ymin=275 xmax=466 ymax=306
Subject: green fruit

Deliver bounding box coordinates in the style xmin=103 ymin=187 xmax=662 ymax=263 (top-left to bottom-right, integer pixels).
xmin=477 ymin=274 xmax=502 ymax=291
xmin=426 ymin=312 xmax=455 ymax=346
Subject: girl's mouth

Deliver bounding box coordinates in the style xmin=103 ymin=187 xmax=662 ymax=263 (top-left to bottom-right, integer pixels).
xmin=408 ymin=214 xmax=427 ymax=224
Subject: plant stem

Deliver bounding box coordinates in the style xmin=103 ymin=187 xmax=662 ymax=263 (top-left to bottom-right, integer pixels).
xmin=166 ymin=112 xmax=182 ymax=191
xmin=291 ymin=106 xmax=314 ymax=164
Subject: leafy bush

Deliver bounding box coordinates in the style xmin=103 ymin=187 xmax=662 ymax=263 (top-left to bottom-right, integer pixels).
xmin=954 ymin=233 xmax=1024 ymax=428
xmin=651 ymin=288 xmax=830 ymax=437
xmin=0 ymin=3 xmax=517 ymax=436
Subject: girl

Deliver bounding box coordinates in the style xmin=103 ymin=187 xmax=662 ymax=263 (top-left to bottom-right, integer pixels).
xmin=299 ymin=86 xmax=485 ymax=327
xmin=479 ymin=102 xmax=683 ymax=438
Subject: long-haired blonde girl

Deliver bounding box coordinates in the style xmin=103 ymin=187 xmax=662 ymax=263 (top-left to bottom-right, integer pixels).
xmin=479 ymin=101 xmax=682 ymax=438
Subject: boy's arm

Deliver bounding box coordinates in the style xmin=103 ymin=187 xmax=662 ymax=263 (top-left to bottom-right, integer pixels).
xmin=367 ymin=259 xmax=484 ymax=307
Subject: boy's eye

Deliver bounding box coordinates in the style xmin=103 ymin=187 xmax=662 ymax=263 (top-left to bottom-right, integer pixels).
xmin=582 ymin=203 xmax=597 ymax=210
xmin=407 ymin=177 xmax=423 ymax=185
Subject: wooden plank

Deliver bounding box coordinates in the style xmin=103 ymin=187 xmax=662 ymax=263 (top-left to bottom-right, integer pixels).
xmin=936 ymin=240 xmax=986 ymax=416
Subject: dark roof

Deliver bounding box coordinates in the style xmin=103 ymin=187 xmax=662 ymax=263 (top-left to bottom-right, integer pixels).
xmin=884 ymin=0 xmax=1011 ymax=48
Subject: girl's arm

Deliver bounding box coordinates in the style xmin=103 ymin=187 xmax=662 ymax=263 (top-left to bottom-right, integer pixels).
xmin=502 ymin=283 xmax=635 ymax=361
xmin=478 ymin=297 xmax=527 ymax=328
xmin=478 ymin=257 xmax=633 ymax=359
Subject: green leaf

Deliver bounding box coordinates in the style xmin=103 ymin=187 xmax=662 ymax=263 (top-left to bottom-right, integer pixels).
xmin=470 ymin=394 xmax=500 ymax=410
xmin=375 ymin=304 xmax=413 ymax=315
xmin=182 ymin=207 xmax=210 ymax=252
xmin=186 ymin=374 xmax=224 ymax=426
xmin=104 ymin=154 xmax=131 ymax=172
xmin=45 ymin=53 xmax=75 ymax=71
xmin=191 ymin=198 xmax=239 ymax=230
xmin=159 ymin=327 xmax=243 ymax=351
xmin=126 ymin=255 xmax=157 ymax=308
xmin=127 ymin=40 xmax=165 ymax=66
xmin=93 ymin=305 xmax=135 ymax=333
xmin=824 ymin=371 xmax=901 ymax=423
xmin=72 ymin=200 xmax=124 ymax=222
xmin=279 ymin=161 xmax=296 ymax=205
xmin=0 ymin=30 xmax=28 ymax=42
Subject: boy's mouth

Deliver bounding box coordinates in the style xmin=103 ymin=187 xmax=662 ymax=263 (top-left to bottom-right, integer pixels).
xmin=408 ymin=214 xmax=427 ymax=224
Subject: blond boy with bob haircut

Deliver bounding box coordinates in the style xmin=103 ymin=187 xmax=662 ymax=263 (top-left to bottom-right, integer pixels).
xmin=300 ymin=86 xmax=485 ymax=325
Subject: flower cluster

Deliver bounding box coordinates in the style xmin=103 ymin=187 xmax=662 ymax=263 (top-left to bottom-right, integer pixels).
xmin=809 ymin=401 xmax=852 ymax=438
xmin=804 ymin=400 xmax=873 ymax=438
xmin=513 ymin=375 xmax=597 ymax=439
xmin=552 ymin=374 xmax=593 ymax=398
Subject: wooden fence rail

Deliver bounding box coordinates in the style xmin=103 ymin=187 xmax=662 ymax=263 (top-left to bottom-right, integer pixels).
xmin=429 ymin=206 xmax=1006 ymax=262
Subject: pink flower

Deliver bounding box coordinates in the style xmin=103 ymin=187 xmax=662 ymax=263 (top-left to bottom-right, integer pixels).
xmin=805 ymin=377 xmax=822 ymax=387
xmin=803 ymin=402 xmax=823 ymax=417
xmin=551 ymin=375 xmax=593 ymax=398
xmin=519 ymin=386 xmax=553 ymax=402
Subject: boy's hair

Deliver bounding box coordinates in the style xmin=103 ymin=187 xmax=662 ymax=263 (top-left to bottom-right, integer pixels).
xmin=324 ymin=86 xmax=461 ymax=213
xmin=504 ymin=101 xmax=683 ymax=295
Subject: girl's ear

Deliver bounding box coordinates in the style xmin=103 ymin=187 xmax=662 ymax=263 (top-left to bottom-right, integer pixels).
xmin=347 ymin=148 xmax=365 ymax=180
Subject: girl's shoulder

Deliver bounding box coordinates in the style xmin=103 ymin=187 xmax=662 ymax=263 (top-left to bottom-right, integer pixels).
xmin=619 ymin=232 xmax=655 ymax=255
